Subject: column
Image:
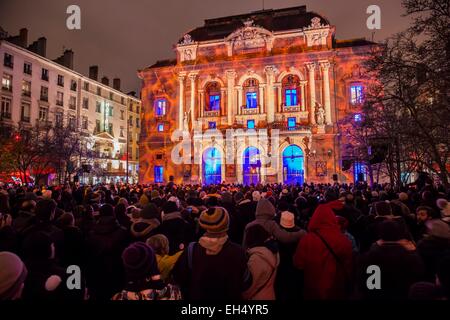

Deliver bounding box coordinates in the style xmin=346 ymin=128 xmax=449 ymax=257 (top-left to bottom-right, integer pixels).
xmin=305 ymin=62 xmax=316 ymax=125
xmin=189 ymin=72 xmax=198 ymax=130
xmin=320 ymin=61 xmax=332 ymax=125
xmin=237 ymin=86 xmax=243 ymax=115
xmin=178 ymin=72 xmax=186 ymax=130
xmin=276 ymin=83 xmax=282 ymax=113
xmin=220 ymin=88 xmax=226 ymax=116
xmin=264 ymin=66 xmax=276 ymax=123
xmin=199 ymin=90 xmax=204 ymax=118
xmin=300 ymin=82 xmax=306 ymax=111
xmin=258 ymin=85 xmax=265 ymax=114
xmin=226 ymin=70 xmax=236 ymax=125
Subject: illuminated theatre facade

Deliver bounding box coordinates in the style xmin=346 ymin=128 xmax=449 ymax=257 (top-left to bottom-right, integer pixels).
xmin=139 ymin=6 xmax=375 ymax=185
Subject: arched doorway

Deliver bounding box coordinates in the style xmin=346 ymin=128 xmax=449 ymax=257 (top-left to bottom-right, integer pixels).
xmin=283 ymin=145 xmax=304 ymax=185
xmin=243 ymin=146 xmax=261 ymax=185
xmin=202 ymin=147 xmax=222 ymax=185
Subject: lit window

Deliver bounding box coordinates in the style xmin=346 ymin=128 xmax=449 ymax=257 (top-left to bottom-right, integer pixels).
xmin=247 ymin=119 xmax=255 ymax=129
xmin=155 ymin=99 xmax=167 ymax=116
xmin=154 ymin=166 xmax=163 ymax=183
xmin=288 ymin=117 xmax=296 ymax=129
xmin=208 ymin=121 xmax=216 ymax=129
xmin=246 ymin=92 xmax=257 ymax=109
xmin=157 ymin=123 xmax=164 ymax=132
xmin=285 ymin=89 xmax=298 ymax=106
xmin=209 ymin=95 xmax=220 ymax=111
xmin=354 ymin=113 xmax=362 ymax=122
xmin=350 ymin=85 xmax=364 ymax=105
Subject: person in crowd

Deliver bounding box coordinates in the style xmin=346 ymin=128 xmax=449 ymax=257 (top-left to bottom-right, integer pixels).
xmin=146 ymin=234 xmax=183 ymax=283
xmin=130 ymin=203 xmax=161 ymax=242
xmin=414 ymin=206 xmax=435 ymax=241
xmin=173 ymin=206 xmax=252 ymax=300
xmin=0 ymin=251 xmax=28 ymax=300
xmin=114 ymin=202 xmax=132 ymax=230
xmin=84 ymin=203 xmax=129 ymax=300
xmin=112 ymin=242 xmax=181 ymax=300
xmin=294 ymin=201 xmax=353 ymax=300
xmin=57 ymin=212 xmax=84 ymax=268
xmin=158 ymin=198 xmax=191 ymax=254
xmin=242 ymin=224 xmax=279 ymax=300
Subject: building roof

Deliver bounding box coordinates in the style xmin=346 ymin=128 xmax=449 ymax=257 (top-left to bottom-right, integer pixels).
xmin=179 ymin=5 xmax=330 ymax=43
xmin=335 ymin=38 xmax=376 ymax=48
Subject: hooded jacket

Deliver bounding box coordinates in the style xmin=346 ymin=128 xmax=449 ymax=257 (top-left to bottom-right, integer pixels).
xmin=293 ymin=201 xmax=353 ymax=300
xmin=243 ymin=246 xmax=279 ymax=300
xmin=243 ymin=199 xmax=305 ymax=248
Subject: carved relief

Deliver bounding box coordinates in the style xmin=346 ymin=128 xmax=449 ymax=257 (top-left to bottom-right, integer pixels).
xmin=225 ymin=19 xmax=274 ymax=56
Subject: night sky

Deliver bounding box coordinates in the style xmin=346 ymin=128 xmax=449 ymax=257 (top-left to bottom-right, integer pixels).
xmin=0 ymin=0 xmax=410 ymax=94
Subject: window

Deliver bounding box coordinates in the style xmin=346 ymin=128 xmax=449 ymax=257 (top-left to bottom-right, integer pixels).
xmin=120 ymin=110 xmax=125 ymax=120
xmin=69 ymin=116 xmax=76 ymax=130
xmin=41 ymin=68 xmax=49 ymax=81
xmin=120 ymin=126 xmax=124 ymax=138
xmin=350 ymin=84 xmax=364 ymax=105
xmin=55 ymin=111 xmax=63 ymax=127
xmin=246 ymin=92 xmax=257 ymax=109
xmin=22 ymin=80 xmax=31 ymax=97
xmin=108 ymin=105 xmax=113 ymax=117
xmin=285 ymin=89 xmax=298 ymax=107
xmin=109 ymin=92 xmax=113 ymax=101
xmin=70 ymin=80 xmax=77 ymax=91
xmin=56 ymin=92 xmax=64 ymax=106
xmin=84 ymin=82 xmax=89 ymax=91
xmin=95 ymin=120 xmax=101 ymax=132
xmin=40 ymin=86 xmax=48 ymax=101
xmin=57 ymin=75 xmax=64 ymax=87
xmin=288 ymin=117 xmax=296 ymax=130
xmin=108 ymin=123 xmax=113 ymax=135
xmin=96 ymin=101 xmax=101 ymax=113
xmin=69 ymin=96 xmax=76 ymax=110
xmin=121 ymin=97 xmax=125 ymax=105
xmin=4 ymin=53 xmax=13 ymax=68
xmin=1 ymin=96 xmax=12 ymax=119
xmin=209 ymin=95 xmax=220 ymax=111
xmin=23 ymin=62 xmax=32 ymax=75
xmin=247 ymin=119 xmax=255 ymax=129
xmin=354 ymin=113 xmax=362 ymax=122
xmin=82 ymin=117 xmax=88 ymax=130
xmin=154 ymin=166 xmax=163 ymax=183
xmin=2 ymin=73 xmax=12 ymax=91
xmin=155 ymin=99 xmax=167 ymax=116
xmin=82 ymin=97 xmax=89 ymax=109
xmin=136 ymin=117 xmax=140 ymax=128
xmin=208 ymin=121 xmax=216 ymax=129
xmin=136 ymin=106 xmax=140 ymax=114
xmin=97 ymin=86 xmax=101 ymax=95
xmin=129 ymin=116 xmax=133 ymax=127
xmin=21 ymin=103 xmax=31 ymax=122
xmin=39 ymin=107 xmax=48 ymax=121
xmin=157 ymin=123 xmax=164 ymax=132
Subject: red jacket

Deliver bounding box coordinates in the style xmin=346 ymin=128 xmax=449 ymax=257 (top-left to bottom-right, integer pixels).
xmin=294 ymin=201 xmax=353 ymax=299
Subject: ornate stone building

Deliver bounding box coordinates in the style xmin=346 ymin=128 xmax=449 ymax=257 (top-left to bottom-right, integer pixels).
xmin=139 ymin=6 xmax=375 ymax=185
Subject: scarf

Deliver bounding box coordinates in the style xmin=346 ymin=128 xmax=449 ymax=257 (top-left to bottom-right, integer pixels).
xmin=199 ymin=235 xmax=229 ymax=255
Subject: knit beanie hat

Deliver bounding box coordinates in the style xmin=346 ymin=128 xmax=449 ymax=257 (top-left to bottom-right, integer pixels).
xmin=122 ymin=242 xmax=159 ymax=281
xmin=0 ymin=252 xmax=28 ymax=300
xmin=199 ymin=207 xmax=230 ymax=235
xmin=280 ymin=211 xmax=295 ymax=229
xmin=162 ymin=200 xmax=179 ymax=214
xmin=140 ymin=203 xmax=160 ymax=220
xmin=146 ymin=234 xmax=170 ymax=256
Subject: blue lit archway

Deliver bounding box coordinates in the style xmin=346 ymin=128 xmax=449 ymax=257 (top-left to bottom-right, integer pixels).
xmin=282 ymin=145 xmax=304 ymax=185
xmin=243 ymin=147 xmax=261 ymax=185
xmin=202 ymin=147 xmax=222 ymax=185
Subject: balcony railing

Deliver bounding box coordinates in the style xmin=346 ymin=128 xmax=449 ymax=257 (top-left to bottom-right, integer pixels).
xmin=0 ymin=113 xmax=12 ymax=120
xmin=21 ymin=116 xmax=30 ymax=123
xmin=56 ymin=100 xmax=64 ymax=106
xmin=2 ymin=85 xmax=12 ymax=92
xmin=241 ymin=106 xmax=259 ymax=115
xmin=271 ymin=121 xmax=311 ymax=132
xmin=203 ymin=110 xmax=220 ymax=117
xmin=282 ymin=104 xmax=302 ymax=112
xmin=22 ymin=91 xmax=31 ymax=97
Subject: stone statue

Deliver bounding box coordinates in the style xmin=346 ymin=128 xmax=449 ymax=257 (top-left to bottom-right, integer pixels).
xmin=183 ymin=111 xmax=189 ymax=130
xmin=316 ymin=105 xmax=325 ymax=125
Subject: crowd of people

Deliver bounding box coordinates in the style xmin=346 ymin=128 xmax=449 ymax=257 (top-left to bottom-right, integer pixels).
xmin=0 ymin=178 xmax=449 ymax=301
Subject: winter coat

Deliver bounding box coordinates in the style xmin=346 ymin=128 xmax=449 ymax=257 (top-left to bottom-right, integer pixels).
xmin=173 ymin=238 xmax=251 ymax=300
xmin=357 ymin=241 xmax=425 ymax=300
xmin=234 ymin=200 xmax=257 ymax=244
xmin=243 ymin=246 xmax=279 ymax=300
xmin=294 ymin=201 xmax=353 ymax=300
xmin=85 ymin=216 xmax=129 ymax=300
xmin=156 ymin=251 xmax=183 ymax=283
xmin=243 ymin=199 xmax=305 ymax=248
xmin=60 ymin=225 xmax=84 ymax=268
xmin=130 ymin=218 xmax=160 ymax=242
